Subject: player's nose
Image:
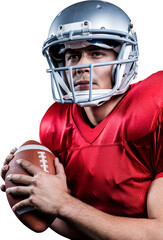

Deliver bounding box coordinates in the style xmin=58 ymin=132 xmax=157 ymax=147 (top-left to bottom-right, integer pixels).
xmin=76 ymin=54 xmax=90 ymax=75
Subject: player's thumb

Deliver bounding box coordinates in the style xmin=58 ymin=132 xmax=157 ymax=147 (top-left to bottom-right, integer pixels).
xmin=54 ymin=158 xmax=65 ymax=176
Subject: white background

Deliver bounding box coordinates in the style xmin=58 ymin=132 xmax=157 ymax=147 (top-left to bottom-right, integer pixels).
xmin=0 ymin=0 xmax=162 ymax=239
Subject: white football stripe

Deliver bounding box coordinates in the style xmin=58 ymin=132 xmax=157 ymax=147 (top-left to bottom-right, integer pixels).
xmin=15 ymin=144 xmax=52 ymax=154
xmin=16 ymin=206 xmax=35 ymax=215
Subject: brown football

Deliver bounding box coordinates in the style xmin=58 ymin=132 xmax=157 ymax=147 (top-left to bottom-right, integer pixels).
xmin=5 ymin=140 xmax=56 ymax=232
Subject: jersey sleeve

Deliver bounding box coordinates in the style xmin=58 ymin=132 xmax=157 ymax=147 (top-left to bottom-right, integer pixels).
xmin=149 ymin=72 xmax=163 ymax=179
xmin=153 ymin=108 xmax=163 ymax=179
xmin=39 ymin=102 xmax=70 ymax=157
xmin=39 ymin=103 xmax=58 ymax=154
xmin=125 ymin=71 xmax=163 ymax=180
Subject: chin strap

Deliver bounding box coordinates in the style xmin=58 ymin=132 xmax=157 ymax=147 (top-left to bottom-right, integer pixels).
xmin=63 ymin=89 xmax=113 ymax=106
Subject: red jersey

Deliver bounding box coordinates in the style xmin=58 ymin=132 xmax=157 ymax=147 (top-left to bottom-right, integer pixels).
xmin=40 ymin=71 xmax=163 ymax=218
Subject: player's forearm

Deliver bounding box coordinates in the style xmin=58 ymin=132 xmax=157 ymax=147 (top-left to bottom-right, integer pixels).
xmin=50 ymin=218 xmax=90 ymax=240
xmin=58 ymin=195 xmax=163 ymax=240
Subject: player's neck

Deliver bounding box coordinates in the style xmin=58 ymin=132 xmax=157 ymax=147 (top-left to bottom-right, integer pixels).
xmin=83 ymin=94 xmax=125 ymax=127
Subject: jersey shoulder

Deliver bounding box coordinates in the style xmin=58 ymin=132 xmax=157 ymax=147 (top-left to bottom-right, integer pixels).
xmin=122 ymin=71 xmax=163 ymax=141
xmin=39 ymin=102 xmax=71 ymax=153
xmin=130 ymin=71 xmax=163 ymax=104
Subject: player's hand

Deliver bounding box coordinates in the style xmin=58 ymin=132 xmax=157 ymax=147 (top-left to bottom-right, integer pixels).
xmin=6 ymin=158 xmax=70 ymax=217
xmin=0 ymin=148 xmax=17 ymax=192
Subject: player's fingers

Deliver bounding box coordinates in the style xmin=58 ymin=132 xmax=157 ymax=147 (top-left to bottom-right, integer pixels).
xmin=4 ymin=148 xmax=17 ymax=166
xmin=6 ymin=174 xmax=33 ymax=185
xmin=0 ymin=184 xmax=6 ymax=192
xmin=6 ymin=186 xmax=30 ymax=196
xmin=16 ymin=159 xmax=42 ymax=175
xmin=10 ymin=147 xmax=17 ymax=155
xmin=1 ymin=164 xmax=9 ymax=180
xmin=54 ymin=158 xmax=65 ymax=176
xmin=12 ymin=198 xmax=35 ymax=213
xmin=1 ymin=148 xmax=17 ymax=179
xmin=4 ymin=153 xmax=14 ymax=165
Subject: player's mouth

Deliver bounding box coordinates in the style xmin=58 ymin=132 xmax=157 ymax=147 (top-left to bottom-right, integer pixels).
xmin=74 ymin=80 xmax=97 ymax=91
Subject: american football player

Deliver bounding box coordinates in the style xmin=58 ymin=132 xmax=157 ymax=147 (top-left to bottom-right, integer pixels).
xmin=1 ymin=1 xmax=163 ymax=239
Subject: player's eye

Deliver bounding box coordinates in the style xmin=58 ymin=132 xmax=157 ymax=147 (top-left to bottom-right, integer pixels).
xmin=92 ymin=51 xmax=104 ymax=57
xmin=66 ymin=54 xmax=80 ymax=65
xmin=68 ymin=55 xmax=79 ymax=61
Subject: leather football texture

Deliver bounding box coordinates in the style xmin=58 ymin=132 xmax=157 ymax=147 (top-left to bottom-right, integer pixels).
xmin=5 ymin=140 xmax=56 ymax=232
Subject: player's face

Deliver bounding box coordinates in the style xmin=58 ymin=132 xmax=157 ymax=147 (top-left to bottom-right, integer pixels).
xmin=65 ymin=46 xmax=117 ymax=91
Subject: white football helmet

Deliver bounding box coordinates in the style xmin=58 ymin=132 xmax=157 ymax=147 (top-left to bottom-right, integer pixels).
xmin=42 ymin=0 xmax=139 ymax=106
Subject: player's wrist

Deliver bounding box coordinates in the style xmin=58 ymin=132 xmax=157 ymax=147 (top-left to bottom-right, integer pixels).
xmin=57 ymin=193 xmax=78 ymax=219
